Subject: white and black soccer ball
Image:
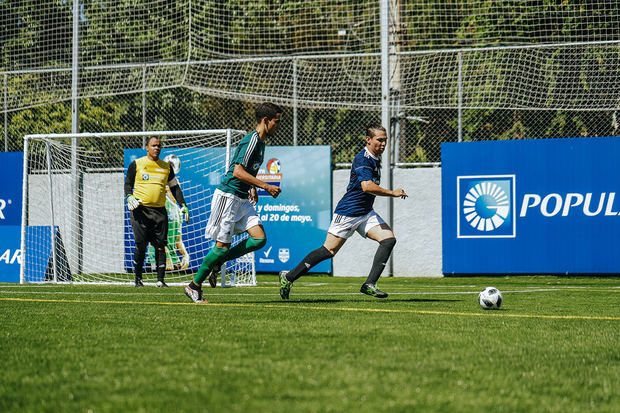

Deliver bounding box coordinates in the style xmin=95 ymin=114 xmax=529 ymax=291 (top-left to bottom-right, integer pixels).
xmin=164 ymin=154 xmax=181 ymax=174
xmin=478 ymin=287 xmax=503 ymax=310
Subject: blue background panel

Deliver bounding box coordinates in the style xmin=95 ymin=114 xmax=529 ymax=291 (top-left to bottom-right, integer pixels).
xmin=124 ymin=146 xmax=332 ymax=274
xmin=442 ymin=137 xmax=620 ymax=274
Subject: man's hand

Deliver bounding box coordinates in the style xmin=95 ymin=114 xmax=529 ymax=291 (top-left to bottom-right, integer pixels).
xmin=126 ymin=194 xmax=142 ymax=210
xmin=248 ymin=187 xmax=259 ymax=205
xmin=392 ymin=188 xmax=408 ymax=199
xmin=264 ymin=184 xmax=281 ymax=199
xmin=181 ymin=204 xmax=190 ymax=224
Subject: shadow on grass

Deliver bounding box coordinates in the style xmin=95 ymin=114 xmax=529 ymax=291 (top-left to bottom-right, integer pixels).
xmin=225 ymin=298 xmax=461 ymax=304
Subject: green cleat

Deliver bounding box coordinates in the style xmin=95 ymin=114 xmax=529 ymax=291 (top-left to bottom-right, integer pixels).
xmin=279 ymin=271 xmax=292 ymax=299
xmin=360 ymin=283 xmax=388 ymax=298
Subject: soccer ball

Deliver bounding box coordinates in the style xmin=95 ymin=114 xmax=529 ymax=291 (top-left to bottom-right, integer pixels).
xmin=164 ymin=154 xmax=181 ymax=174
xmin=478 ymin=287 xmax=503 ymax=310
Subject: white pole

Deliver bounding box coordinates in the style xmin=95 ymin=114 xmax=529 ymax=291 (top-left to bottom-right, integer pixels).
xmin=458 ymin=52 xmax=463 ymax=142
xmin=71 ymin=0 xmax=81 ymax=275
xmin=19 ymin=138 xmax=29 ymax=284
xmin=72 ymin=0 xmax=79 ymax=136
xmin=221 ymin=129 xmax=233 ymax=287
xmin=46 ymin=142 xmax=59 ymax=283
xmin=293 ymin=59 xmax=298 ymax=146
xmin=380 ymin=0 xmax=393 ymax=276
xmin=3 ymin=73 xmax=7 ymax=152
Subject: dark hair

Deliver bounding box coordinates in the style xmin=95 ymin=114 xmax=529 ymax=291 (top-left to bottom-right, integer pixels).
xmin=145 ymin=136 xmax=161 ymax=147
xmin=255 ymin=102 xmax=283 ymax=123
xmin=365 ymin=124 xmax=386 ymax=138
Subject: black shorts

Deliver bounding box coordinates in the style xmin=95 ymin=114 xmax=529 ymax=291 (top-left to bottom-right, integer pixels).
xmin=130 ymin=206 xmax=168 ymax=248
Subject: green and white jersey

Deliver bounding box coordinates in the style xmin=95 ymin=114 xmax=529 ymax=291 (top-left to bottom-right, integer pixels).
xmin=218 ymin=130 xmax=265 ymax=198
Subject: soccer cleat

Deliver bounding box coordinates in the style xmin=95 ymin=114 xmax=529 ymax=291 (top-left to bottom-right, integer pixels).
xmin=156 ymin=280 xmax=168 ymax=288
xmin=134 ymin=278 xmax=144 ymax=287
xmin=279 ymin=271 xmax=292 ymax=300
xmin=360 ymin=283 xmax=388 ymax=298
xmin=207 ymin=268 xmax=218 ymax=288
xmin=184 ymin=284 xmax=206 ymax=303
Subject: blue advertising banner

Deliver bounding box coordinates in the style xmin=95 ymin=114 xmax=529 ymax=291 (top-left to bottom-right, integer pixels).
xmin=124 ymin=146 xmax=332 ymax=274
xmin=255 ymin=146 xmax=332 ymax=273
xmin=442 ymin=137 xmax=620 ymax=274
xmin=0 ymin=225 xmax=68 ymax=283
xmin=0 ymin=226 xmax=21 ymax=282
xmin=0 ymin=152 xmax=23 ymax=226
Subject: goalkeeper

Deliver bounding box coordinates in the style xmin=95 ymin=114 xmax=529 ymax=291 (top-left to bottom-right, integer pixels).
xmin=184 ymin=102 xmax=283 ymax=303
xmin=124 ymin=137 xmax=189 ymax=287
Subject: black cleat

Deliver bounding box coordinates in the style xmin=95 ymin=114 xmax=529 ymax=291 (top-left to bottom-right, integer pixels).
xmin=156 ymin=280 xmax=168 ymax=287
xmin=207 ymin=268 xmax=218 ymax=288
xmin=134 ymin=278 xmax=144 ymax=287
xmin=360 ymin=283 xmax=388 ymax=298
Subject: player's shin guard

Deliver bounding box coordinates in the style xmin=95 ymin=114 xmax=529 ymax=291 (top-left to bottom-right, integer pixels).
xmin=133 ymin=242 xmax=147 ymax=280
xmin=155 ymin=247 xmax=166 ymax=282
xmin=194 ymin=247 xmax=228 ymax=285
xmin=287 ymin=246 xmax=333 ymax=282
xmin=365 ymin=237 xmax=396 ymax=285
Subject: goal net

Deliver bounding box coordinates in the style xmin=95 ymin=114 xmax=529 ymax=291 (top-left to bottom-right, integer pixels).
xmin=21 ymin=129 xmax=256 ymax=287
xmin=3 ymin=1 xmax=620 ymax=114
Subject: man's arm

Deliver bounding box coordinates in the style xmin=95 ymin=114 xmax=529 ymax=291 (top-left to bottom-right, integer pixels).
xmin=168 ymin=178 xmax=186 ymax=206
xmin=168 ymin=178 xmax=189 ymax=223
xmin=124 ymin=161 xmax=136 ymax=197
xmin=124 ymin=161 xmax=142 ymax=210
xmin=361 ymin=180 xmax=408 ymax=199
xmin=233 ymin=164 xmax=281 ymax=198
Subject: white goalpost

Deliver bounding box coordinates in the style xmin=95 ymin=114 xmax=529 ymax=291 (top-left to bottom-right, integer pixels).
xmin=20 ymin=129 xmax=256 ymax=287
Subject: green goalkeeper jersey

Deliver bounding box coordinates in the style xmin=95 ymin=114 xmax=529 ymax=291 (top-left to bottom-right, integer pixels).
xmin=218 ymin=130 xmax=265 ymax=198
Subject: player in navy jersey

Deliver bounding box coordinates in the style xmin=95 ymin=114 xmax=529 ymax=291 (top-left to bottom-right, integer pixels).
xmin=279 ymin=124 xmax=407 ymax=299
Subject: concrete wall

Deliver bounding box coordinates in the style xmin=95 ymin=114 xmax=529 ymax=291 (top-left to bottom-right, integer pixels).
xmin=29 ymin=173 xmax=126 ymax=274
xmin=28 ymin=167 xmax=444 ymax=277
xmin=332 ymin=167 xmax=442 ymax=277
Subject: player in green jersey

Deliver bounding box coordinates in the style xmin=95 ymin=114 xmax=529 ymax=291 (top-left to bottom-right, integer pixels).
xmin=184 ymin=103 xmax=283 ymax=303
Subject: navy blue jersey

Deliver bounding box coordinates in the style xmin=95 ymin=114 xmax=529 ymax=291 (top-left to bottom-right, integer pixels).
xmin=334 ymin=147 xmax=381 ymax=217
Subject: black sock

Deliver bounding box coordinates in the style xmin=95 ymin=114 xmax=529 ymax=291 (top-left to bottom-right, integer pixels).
xmin=365 ymin=238 xmax=396 ymax=285
xmin=287 ymin=246 xmax=334 ymax=282
xmin=133 ymin=242 xmax=147 ymax=280
xmin=155 ymin=247 xmax=166 ymax=282
xmin=189 ymin=281 xmax=201 ymax=291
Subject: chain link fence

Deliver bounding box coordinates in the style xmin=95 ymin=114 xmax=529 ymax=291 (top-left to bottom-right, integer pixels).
xmin=4 ymin=90 xmax=619 ymax=166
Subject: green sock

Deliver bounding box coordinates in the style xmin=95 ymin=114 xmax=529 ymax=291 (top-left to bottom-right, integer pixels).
xmin=194 ymin=247 xmax=228 ymax=285
xmin=220 ymin=237 xmax=266 ymax=264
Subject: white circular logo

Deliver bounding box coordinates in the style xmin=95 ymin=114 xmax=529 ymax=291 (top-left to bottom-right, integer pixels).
xmin=463 ymin=181 xmax=510 ymax=231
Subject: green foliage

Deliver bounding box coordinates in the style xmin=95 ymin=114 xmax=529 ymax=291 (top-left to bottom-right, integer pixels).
xmin=3 ymin=1 xmax=620 ymax=158
xmin=0 ymin=276 xmax=618 ymax=412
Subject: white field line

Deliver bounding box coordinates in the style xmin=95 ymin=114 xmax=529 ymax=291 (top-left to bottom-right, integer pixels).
xmin=0 ymin=287 xmax=615 ymax=298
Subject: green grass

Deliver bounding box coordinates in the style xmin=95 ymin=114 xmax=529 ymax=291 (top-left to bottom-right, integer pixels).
xmin=1 ymin=275 xmax=619 ymax=412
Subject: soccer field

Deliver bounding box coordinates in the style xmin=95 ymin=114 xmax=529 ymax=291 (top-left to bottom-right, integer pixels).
xmin=1 ymin=276 xmax=618 ymax=412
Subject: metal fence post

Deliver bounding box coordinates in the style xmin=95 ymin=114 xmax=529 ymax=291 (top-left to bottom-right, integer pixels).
xmin=3 ymin=73 xmax=7 ymax=152
xmin=293 ymin=59 xmax=298 ymax=146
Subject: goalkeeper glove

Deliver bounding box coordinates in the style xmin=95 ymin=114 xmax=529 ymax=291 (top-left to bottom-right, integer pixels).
xmin=126 ymin=194 xmax=142 ymax=210
xmin=181 ymin=204 xmax=190 ymax=224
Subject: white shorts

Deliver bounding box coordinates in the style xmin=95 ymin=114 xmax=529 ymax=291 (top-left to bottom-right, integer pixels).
xmin=205 ymin=189 xmax=261 ymax=243
xmin=327 ymin=210 xmax=386 ymax=239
